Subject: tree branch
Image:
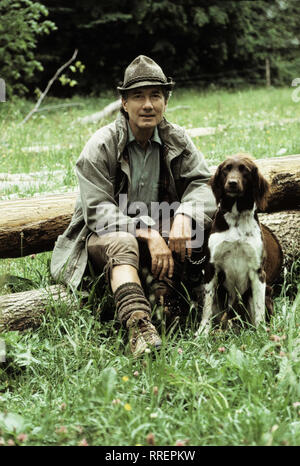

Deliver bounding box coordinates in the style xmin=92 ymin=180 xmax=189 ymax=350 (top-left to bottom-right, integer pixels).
xmin=20 ymin=49 xmax=78 ymax=125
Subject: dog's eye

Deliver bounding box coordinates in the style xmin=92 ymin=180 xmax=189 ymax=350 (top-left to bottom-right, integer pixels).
xmin=238 ymin=164 xmax=249 ymax=173
xmin=224 ymin=164 xmax=232 ymax=171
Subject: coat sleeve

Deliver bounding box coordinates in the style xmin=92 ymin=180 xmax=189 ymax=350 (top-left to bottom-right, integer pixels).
xmin=75 ymin=129 xmax=136 ymax=235
xmin=174 ymin=133 xmax=217 ymax=230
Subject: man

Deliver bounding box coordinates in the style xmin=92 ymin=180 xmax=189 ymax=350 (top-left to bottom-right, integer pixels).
xmin=51 ymin=55 xmax=216 ymax=357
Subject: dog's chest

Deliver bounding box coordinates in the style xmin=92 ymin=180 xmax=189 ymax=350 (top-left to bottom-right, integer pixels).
xmin=209 ymin=204 xmax=263 ymax=293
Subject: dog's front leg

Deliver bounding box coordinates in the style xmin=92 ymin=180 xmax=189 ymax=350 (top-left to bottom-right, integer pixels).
xmin=195 ymin=274 xmax=219 ymax=336
xmin=248 ymin=271 xmax=266 ymax=328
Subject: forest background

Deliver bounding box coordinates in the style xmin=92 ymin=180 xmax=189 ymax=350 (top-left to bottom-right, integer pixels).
xmin=1 ymin=0 xmax=300 ymax=98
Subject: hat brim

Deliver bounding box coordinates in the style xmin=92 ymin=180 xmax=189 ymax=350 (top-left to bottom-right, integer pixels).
xmin=117 ymin=80 xmax=175 ymax=91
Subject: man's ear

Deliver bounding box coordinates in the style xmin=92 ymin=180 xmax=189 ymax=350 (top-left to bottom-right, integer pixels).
xmin=121 ymin=97 xmax=128 ymax=113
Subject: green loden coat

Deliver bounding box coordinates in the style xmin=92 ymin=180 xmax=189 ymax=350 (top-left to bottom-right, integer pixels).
xmin=50 ymin=112 xmax=217 ymax=290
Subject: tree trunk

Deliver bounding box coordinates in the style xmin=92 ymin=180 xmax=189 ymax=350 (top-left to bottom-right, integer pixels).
xmin=259 ymin=210 xmax=300 ymax=268
xmin=256 ymin=154 xmax=300 ymax=212
xmin=76 ymin=99 xmax=121 ymax=124
xmin=265 ymin=57 xmax=271 ymax=87
xmin=0 ymin=193 xmax=76 ymax=258
xmin=0 ymin=285 xmax=77 ymax=332
xmin=0 ymin=155 xmax=299 ymax=258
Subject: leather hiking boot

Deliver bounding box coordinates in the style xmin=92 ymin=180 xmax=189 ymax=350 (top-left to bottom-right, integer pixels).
xmin=126 ymin=311 xmax=162 ymax=357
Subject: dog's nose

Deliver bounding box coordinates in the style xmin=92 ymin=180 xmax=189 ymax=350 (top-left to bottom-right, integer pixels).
xmin=228 ymin=180 xmax=238 ymax=188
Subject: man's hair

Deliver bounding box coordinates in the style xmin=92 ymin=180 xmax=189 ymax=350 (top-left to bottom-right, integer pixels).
xmin=119 ymin=87 xmax=171 ymax=119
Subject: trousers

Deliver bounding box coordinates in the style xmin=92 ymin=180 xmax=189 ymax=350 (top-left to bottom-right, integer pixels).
xmin=87 ymin=226 xmax=206 ymax=307
xmin=87 ymin=231 xmax=141 ymax=284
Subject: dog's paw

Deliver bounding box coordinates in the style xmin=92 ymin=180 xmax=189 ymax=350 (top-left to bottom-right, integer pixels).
xmin=194 ymin=324 xmax=210 ymax=337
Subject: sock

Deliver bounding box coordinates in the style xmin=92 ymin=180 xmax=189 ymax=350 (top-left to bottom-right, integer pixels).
xmin=113 ymin=282 xmax=152 ymax=325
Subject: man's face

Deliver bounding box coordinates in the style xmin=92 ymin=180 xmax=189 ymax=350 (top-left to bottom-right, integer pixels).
xmin=122 ymin=86 xmax=167 ymax=133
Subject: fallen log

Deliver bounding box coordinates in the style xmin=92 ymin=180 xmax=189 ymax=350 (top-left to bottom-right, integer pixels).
xmin=0 ymin=170 xmax=66 ymax=193
xmin=0 ymin=155 xmax=299 ymax=258
xmin=77 ymin=99 xmax=121 ymax=124
xmin=259 ymin=210 xmax=300 ymax=268
xmin=0 ymin=193 xmax=76 ymax=258
xmin=255 ymin=154 xmax=300 ymax=212
xmin=0 ymin=285 xmax=78 ymax=332
xmin=0 ymin=170 xmax=64 ymax=181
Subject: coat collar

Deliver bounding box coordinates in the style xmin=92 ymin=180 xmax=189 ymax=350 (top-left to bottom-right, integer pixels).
xmin=126 ymin=120 xmax=162 ymax=146
xmin=116 ymin=112 xmax=186 ymax=162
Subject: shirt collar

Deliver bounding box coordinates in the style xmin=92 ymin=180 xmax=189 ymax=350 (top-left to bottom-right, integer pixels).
xmin=126 ymin=121 xmax=162 ymax=146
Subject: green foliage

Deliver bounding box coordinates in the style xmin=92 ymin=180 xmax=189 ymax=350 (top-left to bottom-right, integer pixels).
xmin=59 ymin=61 xmax=85 ymax=88
xmin=31 ymin=0 xmax=300 ymax=95
xmin=0 ymin=0 xmax=56 ymax=96
xmin=1 ymin=1 xmax=300 ymax=96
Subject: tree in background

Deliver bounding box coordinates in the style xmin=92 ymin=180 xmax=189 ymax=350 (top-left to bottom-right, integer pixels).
xmin=2 ymin=0 xmax=299 ymax=96
xmin=0 ymin=0 xmax=56 ymax=96
xmin=225 ymin=0 xmax=300 ymax=86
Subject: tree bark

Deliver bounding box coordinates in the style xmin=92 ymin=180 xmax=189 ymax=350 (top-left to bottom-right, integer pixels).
xmin=0 ymin=155 xmax=299 ymax=258
xmin=0 ymin=285 xmax=77 ymax=332
xmin=256 ymin=154 xmax=300 ymax=212
xmin=77 ymin=99 xmax=121 ymax=124
xmin=265 ymin=57 xmax=271 ymax=87
xmin=259 ymin=210 xmax=300 ymax=268
xmin=0 ymin=193 xmax=76 ymax=258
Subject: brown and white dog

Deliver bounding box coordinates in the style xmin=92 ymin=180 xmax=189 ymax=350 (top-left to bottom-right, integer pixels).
xmin=196 ymin=153 xmax=282 ymax=335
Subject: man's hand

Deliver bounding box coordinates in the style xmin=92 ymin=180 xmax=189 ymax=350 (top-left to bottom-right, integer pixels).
xmin=168 ymin=214 xmax=192 ymax=262
xmin=136 ymin=228 xmax=174 ymax=280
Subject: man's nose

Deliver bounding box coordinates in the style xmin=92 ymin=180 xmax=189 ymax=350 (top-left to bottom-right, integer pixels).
xmin=142 ymin=97 xmax=154 ymax=109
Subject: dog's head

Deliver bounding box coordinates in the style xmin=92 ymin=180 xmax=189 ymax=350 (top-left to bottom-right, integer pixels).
xmin=210 ymin=153 xmax=270 ymax=211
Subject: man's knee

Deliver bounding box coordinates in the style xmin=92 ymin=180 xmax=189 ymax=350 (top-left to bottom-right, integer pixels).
xmin=106 ymin=231 xmax=139 ymax=257
xmin=102 ymin=232 xmax=140 ymax=289
xmin=87 ymin=231 xmax=140 ymax=274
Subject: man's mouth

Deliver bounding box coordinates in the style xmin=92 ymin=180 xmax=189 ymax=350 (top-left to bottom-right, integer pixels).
xmin=140 ymin=114 xmax=155 ymax=118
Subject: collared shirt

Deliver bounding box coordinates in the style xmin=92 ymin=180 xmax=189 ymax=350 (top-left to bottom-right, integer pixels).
xmin=126 ymin=121 xmax=161 ymax=218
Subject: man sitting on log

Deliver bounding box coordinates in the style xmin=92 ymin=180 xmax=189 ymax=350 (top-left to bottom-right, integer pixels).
xmin=50 ymin=55 xmax=216 ymax=357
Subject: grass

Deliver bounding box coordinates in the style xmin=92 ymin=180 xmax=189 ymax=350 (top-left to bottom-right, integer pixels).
xmin=0 ymin=86 xmax=300 ymax=446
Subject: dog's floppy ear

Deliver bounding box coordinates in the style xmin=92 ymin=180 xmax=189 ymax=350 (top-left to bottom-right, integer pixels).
xmin=209 ymin=163 xmax=224 ymax=205
xmin=252 ymin=166 xmax=270 ymax=211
